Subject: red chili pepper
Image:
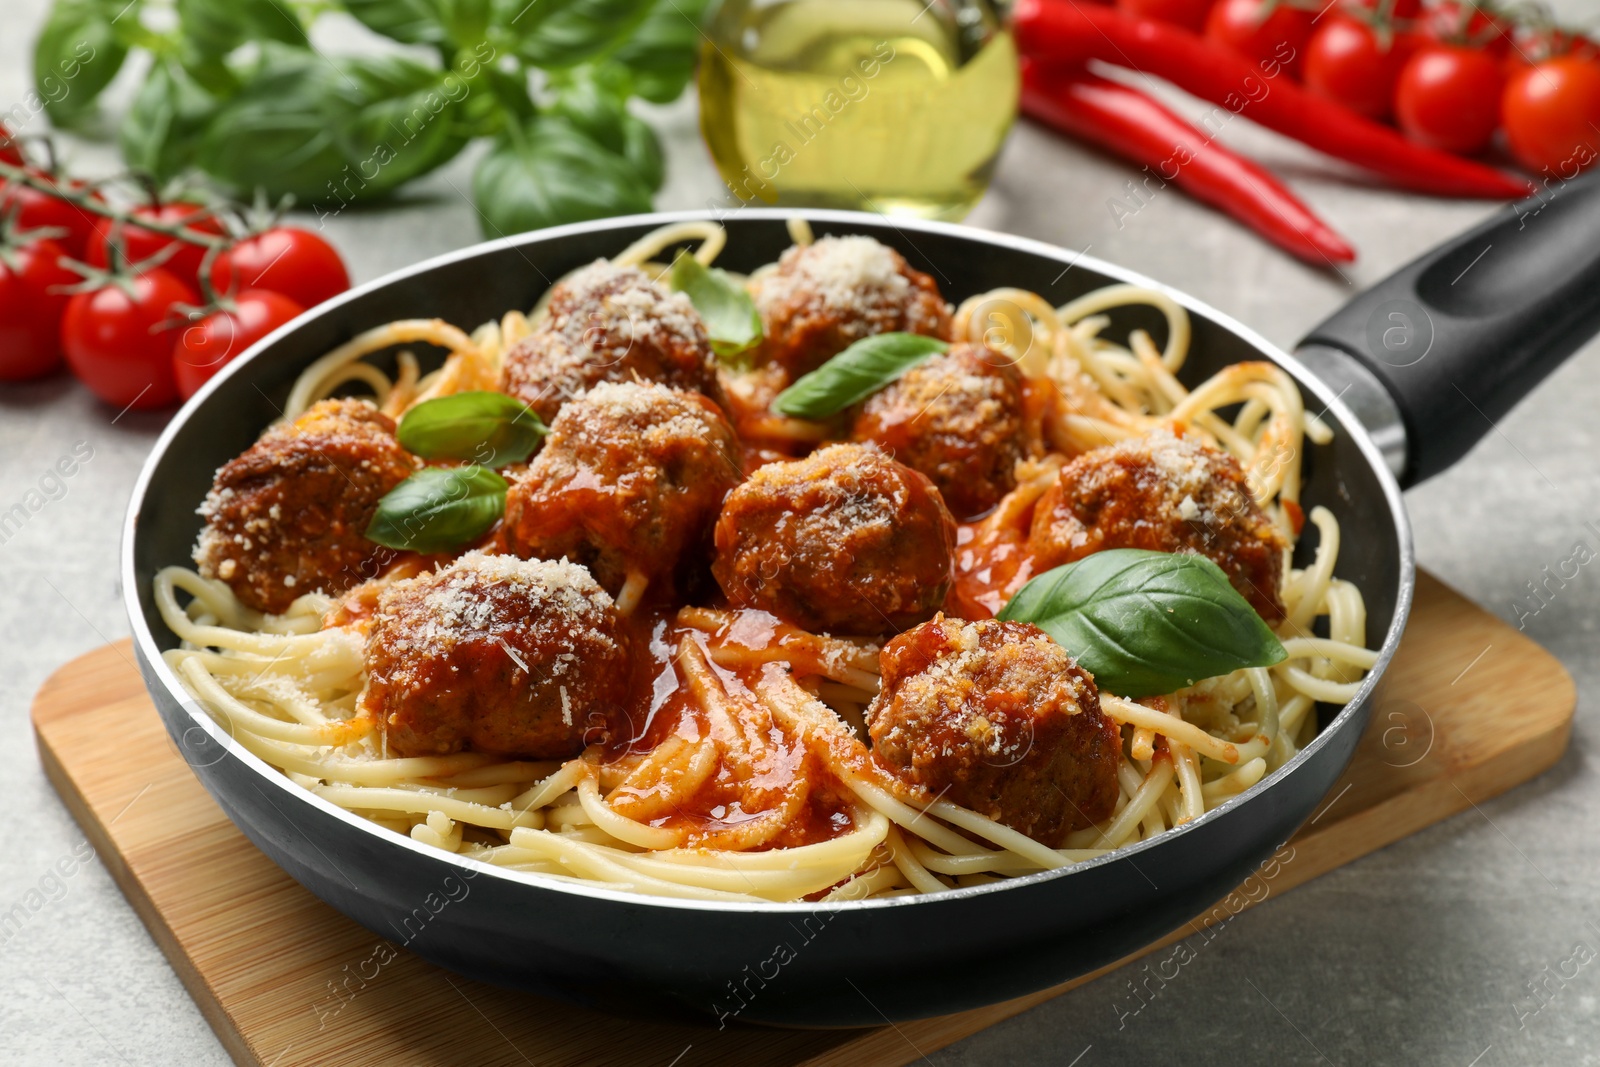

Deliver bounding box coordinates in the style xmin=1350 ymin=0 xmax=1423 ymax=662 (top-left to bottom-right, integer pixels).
xmin=1022 ymin=61 xmax=1355 ymax=265
xmin=1013 ymin=0 xmax=1533 ymax=200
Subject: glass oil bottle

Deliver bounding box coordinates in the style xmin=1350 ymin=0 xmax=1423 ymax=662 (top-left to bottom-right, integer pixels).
xmin=698 ymin=0 xmax=1019 ymax=221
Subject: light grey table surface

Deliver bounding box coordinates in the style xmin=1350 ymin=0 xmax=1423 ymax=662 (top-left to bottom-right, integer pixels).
xmin=3 ymin=4 xmax=1597 ymax=1064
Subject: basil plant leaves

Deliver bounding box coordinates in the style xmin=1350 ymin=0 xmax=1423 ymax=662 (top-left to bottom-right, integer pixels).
xmin=39 ymin=0 xmax=709 ymax=235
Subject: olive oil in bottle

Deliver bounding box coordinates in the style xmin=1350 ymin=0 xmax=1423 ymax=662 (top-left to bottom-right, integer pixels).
xmin=698 ymin=0 xmax=1018 ymax=221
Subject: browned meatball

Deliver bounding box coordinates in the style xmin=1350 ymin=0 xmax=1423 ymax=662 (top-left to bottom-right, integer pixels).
xmin=499 ymin=260 xmax=717 ymax=421
xmin=711 ymin=443 xmax=955 ymax=635
xmin=363 ymin=552 xmax=629 ymax=758
xmin=868 ymin=614 xmax=1121 ymax=845
xmin=503 ymin=381 xmax=741 ymax=600
xmin=752 ymin=236 xmax=952 ymax=378
xmin=1028 ymin=429 xmax=1287 ymax=620
xmin=851 ymin=342 xmax=1038 ymax=518
xmin=195 ymin=398 xmax=417 ymax=614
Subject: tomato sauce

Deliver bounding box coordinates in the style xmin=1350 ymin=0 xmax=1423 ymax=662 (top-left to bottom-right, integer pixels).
xmin=599 ymin=611 xmax=858 ymax=848
xmin=946 ymin=515 xmax=1043 ymax=621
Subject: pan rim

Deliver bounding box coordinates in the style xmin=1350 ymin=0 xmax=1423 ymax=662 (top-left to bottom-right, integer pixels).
xmin=121 ymin=207 xmax=1416 ymax=915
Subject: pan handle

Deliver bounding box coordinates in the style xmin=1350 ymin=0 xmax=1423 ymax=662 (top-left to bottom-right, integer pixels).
xmin=1297 ymin=167 xmax=1600 ymax=487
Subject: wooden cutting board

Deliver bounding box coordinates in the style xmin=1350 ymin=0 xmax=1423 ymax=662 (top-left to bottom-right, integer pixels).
xmin=32 ymin=571 xmax=1575 ymax=1067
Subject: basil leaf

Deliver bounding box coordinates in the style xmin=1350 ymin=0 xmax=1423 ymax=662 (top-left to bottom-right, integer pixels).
xmin=621 ymin=112 xmax=663 ymax=193
xmin=366 ymin=465 xmax=509 ymax=553
xmin=344 ymin=0 xmax=489 ymax=48
xmin=771 ymin=333 xmax=949 ymax=419
xmin=33 ymin=0 xmax=130 ymax=129
xmin=514 ymin=0 xmax=654 ymax=68
xmin=397 ymin=391 xmax=547 ymax=467
xmin=332 ymin=54 xmax=471 ymax=188
xmin=610 ymin=0 xmax=709 ymax=103
xmin=471 ymin=117 xmax=653 ymax=238
xmin=122 ymin=60 xmax=220 ymax=181
xmin=177 ymin=0 xmax=308 ymax=59
xmin=439 ymin=0 xmax=492 ymax=45
xmin=670 ymin=252 xmax=760 ymax=360
xmin=549 ymin=70 xmax=664 ymax=192
xmin=340 ymin=0 xmax=451 ymax=45
xmin=196 ymin=47 xmax=468 ymax=202
xmin=464 ymin=65 xmax=536 ymax=135
xmin=174 ymin=51 xmax=240 ymax=97
xmin=548 ymin=67 xmax=632 ymax=154
xmin=195 ymin=46 xmax=348 ymax=200
xmin=997 ymin=549 xmax=1287 ymax=699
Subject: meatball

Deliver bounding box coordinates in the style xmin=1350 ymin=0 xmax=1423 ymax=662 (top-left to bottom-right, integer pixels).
xmin=195 ymin=398 xmax=417 ymax=614
xmin=1028 ymin=428 xmax=1287 ymax=620
xmin=363 ymin=552 xmax=629 ymax=758
xmin=499 ymin=260 xmax=717 ymax=422
xmin=752 ymin=236 xmax=952 ymax=377
xmin=868 ymin=614 xmax=1121 ymax=845
xmin=851 ymin=342 xmax=1037 ymax=518
xmin=712 ymin=443 xmax=955 ymax=635
xmin=502 ymin=381 xmax=742 ymax=600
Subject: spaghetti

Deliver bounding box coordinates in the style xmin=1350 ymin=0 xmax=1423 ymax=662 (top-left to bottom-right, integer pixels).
xmin=155 ymin=221 xmax=1372 ymax=903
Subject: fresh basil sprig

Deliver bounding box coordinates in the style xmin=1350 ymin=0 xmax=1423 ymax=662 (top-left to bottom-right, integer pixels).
xmin=472 ymin=116 xmax=655 ymax=238
xmin=35 ymin=0 xmax=707 ymax=234
xmin=771 ymin=333 xmax=950 ymax=419
xmin=397 ymin=391 xmax=547 ymax=469
xmin=366 ymin=466 xmax=508 ymax=554
xmin=670 ymin=252 xmax=762 ymax=361
xmin=33 ymin=0 xmax=131 ymax=130
xmin=998 ymin=549 xmax=1286 ymax=698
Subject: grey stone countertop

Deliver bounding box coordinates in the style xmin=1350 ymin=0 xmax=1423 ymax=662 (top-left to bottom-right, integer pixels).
xmin=2 ymin=4 xmax=1596 ymax=1065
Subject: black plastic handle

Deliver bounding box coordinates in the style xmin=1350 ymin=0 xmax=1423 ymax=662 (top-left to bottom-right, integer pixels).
xmin=1299 ymin=168 xmax=1600 ymax=486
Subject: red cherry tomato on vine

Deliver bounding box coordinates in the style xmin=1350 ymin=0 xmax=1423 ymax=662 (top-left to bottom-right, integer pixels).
xmin=1508 ymin=27 xmax=1600 ymax=70
xmin=1348 ymin=0 xmax=1422 ymax=19
xmin=172 ymin=288 xmax=304 ymax=401
xmin=62 ymin=268 xmax=196 ymax=409
xmin=0 ymin=237 xmax=77 ymax=381
xmin=0 ymin=123 xmax=22 ymax=167
xmin=87 ymin=202 xmax=225 ymax=287
xmin=1205 ymin=0 xmax=1314 ymax=78
xmin=209 ymin=227 xmax=350 ymax=310
xmin=0 ymin=172 xmax=101 ymax=258
xmin=1305 ymin=17 xmax=1415 ymax=120
xmin=1116 ymin=0 xmax=1215 ymax=33
xmin=1421 ymin=1 xmax=1512 ymax=57
xmin=1395 ymin=44 xmax=1505 ymax=155
xmin=1502 ymin=57 xmax=1600 ymax=175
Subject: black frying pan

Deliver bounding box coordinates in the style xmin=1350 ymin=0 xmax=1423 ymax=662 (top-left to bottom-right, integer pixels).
xmin=120 ymin=181 xmax=1600 ymax=1027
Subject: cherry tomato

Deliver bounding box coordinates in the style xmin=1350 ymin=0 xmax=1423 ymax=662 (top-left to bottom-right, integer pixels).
xmin=209 ymin=227 xmax=350 ymax=310
xmin=1502 ymin=57 xmax=1600 ymax=175
xmin=0 ymin=172 xmax=101 ymax=258
xmin=1509 ymin=26 xmax=1600 ymax=69
xmin=86 ymin=202 xmax=226 ymax=287
xmin=1116 ymin=0 xmax=1215 ymax=33
xmin=0 ymin=123 xmax=21 ymax=167
xmin=1421 ymin=1 xmax=1512 ymax=57
xmin=1305 ymin=17 xmax=1415 ymax=119
xmin=173 ymin=289 xmax=304 ymax=400
xmin=62 ymin=268 xmax=196 ymax=409
xmin=1348 ymin=0 xmax=1422 ymax=18
xmin=0 ymin=238 xmax=77 ymax=381
xmin=1395 ymin=44 xmax=1505 ymax=154
xmin=1205 ymin=0 xmax=1315 ymax=78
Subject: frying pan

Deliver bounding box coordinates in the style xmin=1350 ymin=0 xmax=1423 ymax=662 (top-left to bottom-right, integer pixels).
xmin=121 ymin=182 xmax=1600 ymax=1027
